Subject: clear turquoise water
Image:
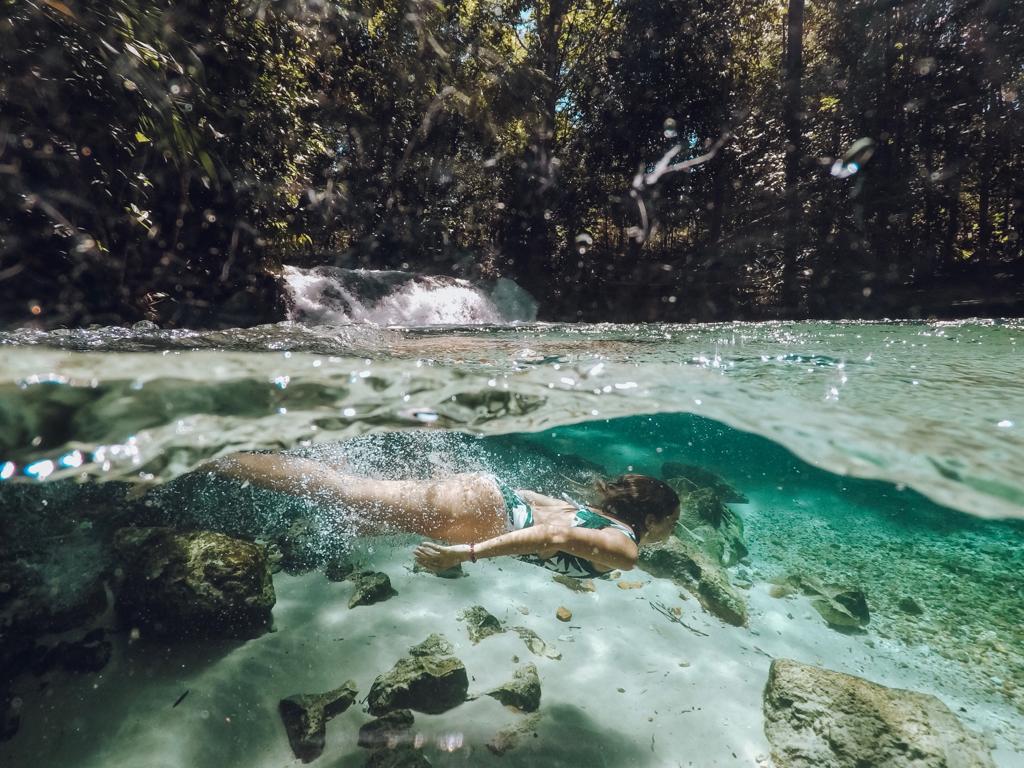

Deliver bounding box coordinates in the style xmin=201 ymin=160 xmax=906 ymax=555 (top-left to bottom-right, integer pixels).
xmin=1 ymin=320 xmax=1022 ymax=766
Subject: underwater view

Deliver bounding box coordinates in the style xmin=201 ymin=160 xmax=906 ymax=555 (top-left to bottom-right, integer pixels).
xmin=3 ymin=0 xmax=1023 ymax=765
xmin=1 ymin=310 xmax=1022 ymax=767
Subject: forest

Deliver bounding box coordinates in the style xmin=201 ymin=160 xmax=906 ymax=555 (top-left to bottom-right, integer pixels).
xmin=1 ymin=0 xmax=1022 ymax=325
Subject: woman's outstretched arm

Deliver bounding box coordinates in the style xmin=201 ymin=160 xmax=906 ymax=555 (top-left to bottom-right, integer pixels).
xmin=414 ymin=524 xmax=638 ymax=573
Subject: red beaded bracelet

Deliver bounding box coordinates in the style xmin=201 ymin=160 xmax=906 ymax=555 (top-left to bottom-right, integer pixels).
xmin=469 ymin=542 xmax=477 ymax=563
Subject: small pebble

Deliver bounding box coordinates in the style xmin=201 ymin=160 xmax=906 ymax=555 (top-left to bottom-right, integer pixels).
xmin=556 ymin=606 xmax=572 ymax=622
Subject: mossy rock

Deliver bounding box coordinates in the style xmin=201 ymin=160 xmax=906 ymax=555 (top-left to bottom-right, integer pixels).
xmin=367 ymin=634 xmax=468 ymax=715
xmin=349 ymin=571 xmax=396 ymax=608
xmin=665 ymin=484 xmax=748 ymax=566
xmin=111 ymin=527 xmax=275 ymax=639
xmin=279 ymin=680 xmax=358 ymax=762
xmin=638 ymin=537 xmax=748 ymax=626
xmin=487 ymin=663 xmax=541 ymax=712
xmin=459 ymin=605 xmax=504 ymax=643
xmin=782 ymin=573 xmax=869 ymax=629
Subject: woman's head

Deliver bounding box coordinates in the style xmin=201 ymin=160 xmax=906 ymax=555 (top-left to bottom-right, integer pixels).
xmin=594 ymin=474 xmax=680 ymax=543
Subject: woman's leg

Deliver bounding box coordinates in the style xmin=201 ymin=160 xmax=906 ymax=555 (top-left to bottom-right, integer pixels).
xmin=207 ymin=453 xmax=507 ymax=542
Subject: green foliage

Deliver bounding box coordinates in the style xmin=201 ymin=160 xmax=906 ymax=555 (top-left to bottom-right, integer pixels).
xmin=1 ymin=0 xmax=1021 ymax=325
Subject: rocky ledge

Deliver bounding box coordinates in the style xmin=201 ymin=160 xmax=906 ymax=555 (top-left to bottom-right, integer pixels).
xmin=763 ymin=658 xmax=995 ymax=768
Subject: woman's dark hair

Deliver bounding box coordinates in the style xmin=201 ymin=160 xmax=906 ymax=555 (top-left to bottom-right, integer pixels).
xmin=594 ymin=474 xmax=679 ymax=539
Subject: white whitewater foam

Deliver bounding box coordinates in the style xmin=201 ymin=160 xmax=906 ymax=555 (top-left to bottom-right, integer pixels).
xmin=281 ymin=266 xmax=537 ymax=326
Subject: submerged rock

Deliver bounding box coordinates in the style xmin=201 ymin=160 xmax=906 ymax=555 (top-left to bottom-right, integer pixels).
xmin=365 ymin=746 xmax=432 ymax=768
xmin=511 ymin=627 xmax=562 ymax=660
xmin=782 ymin=574 xmax=869 ymax=629
xmin=553 ymin=574 xmax=595 ymax=592
xmin=324 ymin=555 xmax=356 ymax=582
xmin=31 ymin=628 xmax=112 ymax=675
xmin=277 ymin=518 xmax=326 ymax=575
xmin=1 ymin=689 xmax=18 ymax=742
xmin=111 ymin=527 xmax=275 ymax=639
xmin=763 ymin=658 xmax=995 ymax=768
xmin=279 ymin=679 xmax=359 ymax=763
xmin=459 ymin=605 xmax=504 ymax=643
xmin=638 ymin=537 xmax=748 ymax=626
xmin=661 ymin=462 xmax=748 ymax=504
xmin=358 ymin=709 xmax=415 ymax=749
xmin=412 ymin=562 xmax=465 ymax=579
xmin=409 ymin=633 xmax=453 ymax=657
xmin=0 ymin=558 xmax=108 ymax=680
xmin=348 ymin=571 xmax=397 ymax=608
xmin=487 ymin=713 xmax=542 ymax=756
xmin=898 ymin=596 xmax=925 ymax=615
xmin=487 ymin=663 xmax=541 ymax=712
xmin=367 ymin=634 xmax=468 ymax=716
xmin=668 ymin=484 xmax=749 ymax=566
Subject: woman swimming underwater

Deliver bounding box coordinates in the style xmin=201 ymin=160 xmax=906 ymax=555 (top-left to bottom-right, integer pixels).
xmin=208 ymin=453 xmax=680 ymax=578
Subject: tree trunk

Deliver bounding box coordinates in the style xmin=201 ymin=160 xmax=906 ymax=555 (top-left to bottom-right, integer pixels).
xmin=942 ymin=177 xmax=961 ymax=271
xmin=780 ymin=0 xmax=805 ymax=314
xmin=518 ymin=0 xmax=567 ymax=300
xmin=921 ymin=122 xmax=938 ymax=279
xmin=976 ymin=88 xmax=997 ymax=261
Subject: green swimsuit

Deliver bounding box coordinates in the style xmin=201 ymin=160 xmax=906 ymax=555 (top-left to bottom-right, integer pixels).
xmin=495 ymin=478 xmax=637 ymax=578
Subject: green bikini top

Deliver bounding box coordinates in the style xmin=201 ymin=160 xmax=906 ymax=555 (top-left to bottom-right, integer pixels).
xmin=524 ymin=499 xmax=638 ymax=579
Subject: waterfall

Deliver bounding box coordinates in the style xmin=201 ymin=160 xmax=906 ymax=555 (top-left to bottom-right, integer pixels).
xmin=280 ymin=266 xmax=538 ymax=326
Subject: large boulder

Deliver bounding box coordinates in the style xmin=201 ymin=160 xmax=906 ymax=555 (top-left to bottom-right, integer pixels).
xmin=367 ymin=634 xmax=468 ymax=716
xmin=111 ymin=527 xmax=276 ymax=639
xmin=638 ymin=536 xmax=748 ymax=626
xmin=668 ymin=484 xmax=748 ymax=566
xmin=763 ymin=659 xmax=995 ymax=768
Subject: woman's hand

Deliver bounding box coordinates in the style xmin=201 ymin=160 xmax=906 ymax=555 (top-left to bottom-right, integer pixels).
xmin=414 ymin=541 xmax=469 ymax=572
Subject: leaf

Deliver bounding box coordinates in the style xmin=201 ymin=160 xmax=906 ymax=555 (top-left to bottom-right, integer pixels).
xmin=41 ymin=0 xmax=76 ymax=20
xmin=134 ymin=131 xmax=151 ymax=143
xmin=197 ymin=150 xmax=216 ymax=180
